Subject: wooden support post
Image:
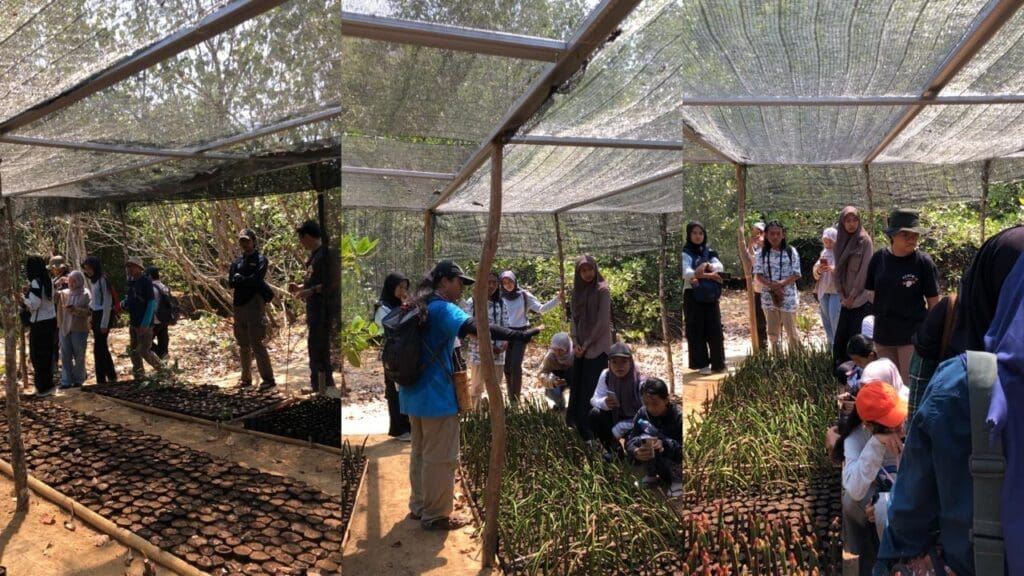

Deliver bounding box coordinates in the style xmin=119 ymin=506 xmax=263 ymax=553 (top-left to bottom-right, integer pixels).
xmin=2 ymin=192 xmax=30 ymax=512
xmin=117 ymin=202 xmax=130 ymax=264
xmin=981 ymin=159 xmax=991 ymax=243
xmin=863 ymin=165 xmax=875 ymax=238
xmin=473 ymin=143 xmax=506 ymax=568
xmin=553 ymin=213 xmax=569 ymax=321
xmin=423 ymin=210 xmax=435 ymax=273
xmin=735 ymin=164 xmax=760 ymax=353
xmin=658 ymin=214 xmax=677 ymax=394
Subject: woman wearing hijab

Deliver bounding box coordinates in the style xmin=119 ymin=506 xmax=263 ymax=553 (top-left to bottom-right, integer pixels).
xmin=498 ymin=270 xmax=560 ymax=402
xmin=538 ymin=332 xmax=574 ymax=411
xmin=876 ymin=225 xmax=1024 ymax=575
xmin=374 ymin=272 xmax=411 ymax=440
xmin=464 ymin=271 xmax=511 ymax=409
xmin=22 ymin=256 xmax=58 ymax=397
xmin=57 ymin=270 xmax=92 ymax=389
xmin=82 ymin=256 xmax=118 ymax=384
xmin=589 ymin=342 xmax=644 ymax=460
xmin=569 ymin=255 xmax=612 ymax=440
xmin=813 ymin=227 xmax=841 ymax=347
xmin=681 ymin=221 xmax=726 ymax=375
xmin=833 ymin=207 xmax=874 ymax=366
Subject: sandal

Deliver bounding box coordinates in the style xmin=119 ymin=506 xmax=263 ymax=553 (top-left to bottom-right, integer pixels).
xmin=422 ymin=517 xmax=470 ymax=531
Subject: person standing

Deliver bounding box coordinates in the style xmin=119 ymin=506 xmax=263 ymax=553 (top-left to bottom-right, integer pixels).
xmin=229 ymin=229 xmax=276 ymax=390
xmin=125 ymin=257 xmax=163 ymax=378
xmin=813 ymin=227 xmax=841 ymax=347
xmin=864 ymin=209 xmax=939 ymax=386
xmin=291 ymin=220 xmax=339 ymax=395
xmin=57 ymin=271 xmax=92 ymax=389
xmin=498 ymin=270 xmax=560 ymax=402
xmin=569 ymin=255 xmax=612 ymax=440
xmin=402 ymin=261 xmax=538 ymax=531
xmin=82 ymin=256 xmax=118 ymax=384
xmin=833 ymin=206 xmax=874 ymax=366
xmin=681 ymin=221 xmax=726 ymax=375
xmin=146 ymin=266 xmax=172 ymax=360
xmin=746 ymin=222 xmax=769 ymax=347
xmin=753 ymin=221 xmax=802 ymax=351
xmin=22 ymin=256 xmax=57 ymax=397
xmin=464 ymin=271 xmax=510 ymax=409
xmin=374 ymin=272 xmax=411 ymax=440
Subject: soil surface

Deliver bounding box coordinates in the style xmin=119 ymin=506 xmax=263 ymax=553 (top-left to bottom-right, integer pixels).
xmin=341 ymin=435 xmax=492 ymax=576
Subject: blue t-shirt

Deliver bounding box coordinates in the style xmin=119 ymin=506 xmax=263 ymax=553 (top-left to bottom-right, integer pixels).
xmin=399 ymin=298 xmax=470 ymax=418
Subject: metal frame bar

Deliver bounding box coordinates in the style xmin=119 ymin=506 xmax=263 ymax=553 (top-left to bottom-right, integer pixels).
xmin=341 ymin=166 xmax=456 ymax=179
xmin=681 ymin=95 xmax=1024 ymax=107
xmin=429 ymin=0 xmax=643 ymax=212
xmin=554 ymin=166 xmax=684 ymax=213
xmin=7 ymin=106 xmax=341 ymax=197
xmin=0 ymin=134 xmax=250 ymax=160
xmin=864 ymin=0 xmax=1024 ymax=163
xmin=682 ymin=123 xmax=736 ymax=164
xmin=0 ymin=0 xmax=286 ymax=134
xmin=341 ymin=12 xmax=565 ymax=62
xmin=507 ymin=135 xmax=685 ymax=150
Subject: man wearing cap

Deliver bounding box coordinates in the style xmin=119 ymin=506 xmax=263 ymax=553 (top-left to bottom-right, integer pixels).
xmin=864 ymin=209 xmax=939 ymax=386
xmin=402 ymin=261 xmax=541 ymax=531
xmin=290 ymin=220 xmax=339 ymax=394
xmin=125 ymin=256 xmax=163 ymax=377
xmin=229 ymin=228 xmax=275 ymax=389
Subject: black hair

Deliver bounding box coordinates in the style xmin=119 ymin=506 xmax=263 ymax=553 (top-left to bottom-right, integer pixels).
xmin=830 ymin=405 xmax=863 ymax=463
xmin=145 ymin=266 xmax=161 ymax=280
xmin=25 ymin=256 xmax=52 ymax=299
xmin=846 ymin=334 xmax=876 ymax=359
xmin=760 ymin=220 xmax=793 ymax=279
xmin=377 ymin=272 xmax=409 ymax=310
xmin=81 ymin=256 xmax=104 ymax=281
xmin=640 ymin=377 xmax=670 ymax=400
xmin=296 ymin=219 xmax=322 ymax=239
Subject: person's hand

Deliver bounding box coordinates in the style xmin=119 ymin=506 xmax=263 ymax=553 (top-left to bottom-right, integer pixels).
xmin=634 ymin=445 xmax=655 ymax=462
xmin=875 ymin=432 xmax=903 ymax=459
xmin=865 ymin=502 xmax=876 ymax=523
xmin=574 ymin=345 xmax=585 ymax=358
xmin=605 ymin=395 xmax=619 ymax=410
xmin=651 ymin=438 xmax=664 ymax=453
xmin=826 ymin=426 xmax=840 ymax=453
xmin=706 ymin=272 xmax=723 ymax=283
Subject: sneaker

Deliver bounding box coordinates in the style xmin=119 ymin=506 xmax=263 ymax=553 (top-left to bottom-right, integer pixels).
xmin=33 ymin=388 xmax=56 ymax=399
xmin=422 ymin=517 xmax=469 ymax=531
xmin=698 ymin=365 xmax=713 ymax=376
xmin=258 ymin=381 xmax=276 ymax=391
xmin=406 ymin=512 xmax=422 ymax=521
xmin=668 ymin=482 xmax=684 ymax=498
xmin=237 ymin=380 xmax=253 ymax=388
xmin=396 ymin=432 xmax=412 ymax=442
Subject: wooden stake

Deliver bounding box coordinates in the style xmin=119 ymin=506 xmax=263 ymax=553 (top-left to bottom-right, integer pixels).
xmin=553 ymin=213 xmax=569 ymax=321
xmin=981 ymin=159 xmax=991 ymax=243
xmin=117 ymin=202 xmax=130 ymax=264
xmin=473 ymin=143 xmax=506 ymax=568
xmin=863 ymin=165 xmax=875 ymax=238
xmin=423 ymin=210 xmax=435 ymax=273
xmin=734 ymin=164 xmax=760 ymax=353
xmin=1 ymin=194 xmax=30 ymax=512
xmin=658 ymin=214 xmax=676 ymax=394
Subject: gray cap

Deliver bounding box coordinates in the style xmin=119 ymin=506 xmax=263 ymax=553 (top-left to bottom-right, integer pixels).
xmin=608 ymin=342 xmax=633 ymax=358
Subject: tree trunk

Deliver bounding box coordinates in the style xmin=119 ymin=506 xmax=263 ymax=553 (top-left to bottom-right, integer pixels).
xmin=735 ymin=164 xmax=760 ymax=353
xmin=659 ymin=214 xmax=676 ymax=394
xmin=981 ymin=159 xmax=991 ymax=243
xmin=2 ymin=196 xmax=30 ymax=512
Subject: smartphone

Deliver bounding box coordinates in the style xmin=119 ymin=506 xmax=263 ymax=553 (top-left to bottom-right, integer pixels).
xmin=820 ymin=258 xmax=828 ymax=266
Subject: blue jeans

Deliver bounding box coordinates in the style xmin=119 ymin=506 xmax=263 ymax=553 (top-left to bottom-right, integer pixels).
xmin=60 ymin=331 xmax=88 ymax=387
xmin=818 ymin=293 xmax=841 ymax=347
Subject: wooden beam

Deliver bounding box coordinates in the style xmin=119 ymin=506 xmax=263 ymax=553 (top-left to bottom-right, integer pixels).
xmin=659 ymin=213 xmax=676 ymax=394
xmin=475 ymin=144 xmax=506 ymax=568
xmin=981 ymin=159 xmax=992 ymax=243
xmin=423 ymin=210 xmax=435 ymax=274
xmin=735 ymin=164 xmax=760 ymax=353
xmin=1 ymin=192 xmax=30 ymax=511
xmin=864 ymin=165 xmax=875 ymax=238
xmin=553 ymin=213 xmax=569 ymax=322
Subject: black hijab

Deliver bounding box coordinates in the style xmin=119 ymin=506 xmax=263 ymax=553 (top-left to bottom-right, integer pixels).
xmin=378 ymin=272 xmax=409 ymax=309
xmin=683 ymin=220 xmax=716 ymax=259
xmin=952 ymin=225 xmax=1024 ymax=353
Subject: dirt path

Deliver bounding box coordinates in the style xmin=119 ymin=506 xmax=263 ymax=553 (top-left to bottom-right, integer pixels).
xmin=341 ymin=434 xmax=491 ymax=576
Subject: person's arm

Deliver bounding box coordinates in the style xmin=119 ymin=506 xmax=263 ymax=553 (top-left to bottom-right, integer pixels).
xmin=624 ymin=413 xmax=644 ymax=458
xmin=73 ymin=293 xmax=92 ymax=317
xmin=590 ymin=370 xmax=610 ymax=411
xmin=526 ymin=292 xmax=560 ymax=315
xmin=582 ymin=290 xmax=612 ymax=352
xmin=841 ymin=431 xmax=886 ymax=501
xmin=922 ymin=254 xmax=940 ymax=310
xmin=682 ymin=252 xmax=697 ymax=283
xmin=708 ymin=256 xmax=725 ymax=274
xmin=662 ymin=410 xmax=683 ymax=463
xmin=99 ymin=278 xmax=112 ymax=330
xmin=233 ymin=256 xmax=268 ymax=287
xmin=457 ymin=317 xmax=538 ymax=341
xmin=24 ymin=283 xmax=42 ymax=312
xmin=863 ymin=253 xmax=877 ymax=292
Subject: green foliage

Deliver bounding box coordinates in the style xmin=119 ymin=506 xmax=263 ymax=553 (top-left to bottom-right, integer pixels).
xmin=341 ymin=234 xmax=380 ymax=367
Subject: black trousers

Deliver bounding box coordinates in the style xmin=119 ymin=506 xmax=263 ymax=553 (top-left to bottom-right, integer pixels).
xmin=384 ymin=375 xmax=410 ymax=436
xmin=503 ymin=329 xmax=529 ymax=402
xmin=91 ymin=310 xmax=118 ymax=383
xmin=569 ymin=353 xmax=607 ymax=441
xmin=683 ymin=291 xmax=726 ymax=370
xmin=754 ymin=294 xmax=768 ymax=346
xmin=588 ymin=408 xmax=626 ymax=456
xmin=307 ymin=304 xmax=335 ymax=390
xmin=152 ymin=324 xmax=169 ymax=359
xmin=833 ymin=302 xmax=872 ymax=367
xmin=30 ymin=318 xmax=57 ymax=393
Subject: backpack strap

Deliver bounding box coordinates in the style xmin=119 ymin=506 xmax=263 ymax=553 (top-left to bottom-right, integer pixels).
xmin=966 ymin=350 xmax=1004 ymax=575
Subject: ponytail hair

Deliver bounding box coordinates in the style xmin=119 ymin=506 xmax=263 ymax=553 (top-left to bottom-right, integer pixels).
xmin=846 ymin=334 xmax=875 ymax=359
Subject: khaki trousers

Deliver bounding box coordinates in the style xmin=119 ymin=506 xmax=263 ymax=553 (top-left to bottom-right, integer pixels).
xmin=233 ymin=296 xmax=275 ymax=385
xmin=408 ymin=415 xmax=460 ymax=524
xmin=875 ymin=344 xmax=914 ymax=388
xmin=470 ymin=362 xmax=504 ymax=411
xmin=130 ymin=326 xmax=163 ymax=376
xmin=765 ymin=308 xmax=801 ymax=352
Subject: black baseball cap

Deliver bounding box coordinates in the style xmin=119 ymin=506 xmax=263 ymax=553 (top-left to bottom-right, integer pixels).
xmin=430 ymin=260 xmax=475 ymax=285
xmin=608 ymin=342 xmax=633 ymax=358
xmin=296 ymin=220 xmax=322 ymax=239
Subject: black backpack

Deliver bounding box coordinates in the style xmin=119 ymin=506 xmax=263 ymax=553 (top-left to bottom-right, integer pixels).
xmin=381 ymin=304 xmax=428 ymax=387
xmin=155 ymin=286 xmax=181 ymax=326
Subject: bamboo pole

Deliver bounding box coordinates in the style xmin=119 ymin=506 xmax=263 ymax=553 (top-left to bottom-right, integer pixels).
xmin=0 ymin=458 xmax=210 ymax=576
xmin=658 ymin=214 xmax=676 ymax=394
xmin=734 ymin=165 xmax=760 ymax=353
xmin=863 ymin=165 xmax=875 ymax=238
xmin=423 ymin=210 xmax=435 ymax=273
xmin=553 ymin=213 xmax=569 ymax=321
xmin=981 ymin=159 xmax=991 ymax=243
xmin=474 ymin=143 xmax=506 ymax=568
xmin=2 ymin=192 xmax=30 ymax=511
xmin=117 ymin=202 xmax=130 ymax=264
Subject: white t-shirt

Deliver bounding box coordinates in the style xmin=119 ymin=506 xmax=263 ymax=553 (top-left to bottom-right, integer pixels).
xmin=23 ymin=279 xmax=56 ymax=322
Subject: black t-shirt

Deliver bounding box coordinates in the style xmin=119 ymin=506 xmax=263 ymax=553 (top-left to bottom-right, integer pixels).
xmin=864 ymin=248 xmax=940 ymax=345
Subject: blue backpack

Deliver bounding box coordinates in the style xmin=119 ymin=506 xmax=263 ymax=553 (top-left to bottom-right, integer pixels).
xmin=691 ymin=247 xmax=723 ymax=304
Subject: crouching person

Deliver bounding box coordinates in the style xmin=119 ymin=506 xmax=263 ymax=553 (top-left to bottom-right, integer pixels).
xmin=625 ymin=377 xmax=683 ymax=497
xmin=589 ymin=342 xmax=644 ymax=460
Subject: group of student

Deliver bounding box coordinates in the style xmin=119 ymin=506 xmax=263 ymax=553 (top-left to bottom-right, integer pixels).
xmin=16 ymin=219 xmax=338 ymax=399
xmin=376 ymin=255 xmax=684 ymax=532
xmin=18 ymin=254 xmax=175 ymax=398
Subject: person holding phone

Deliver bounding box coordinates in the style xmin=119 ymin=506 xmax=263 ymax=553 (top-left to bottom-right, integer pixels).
xmin=589 ymin=343 xmax=644 ymax=461
xmin=624 ymin=377 xmax=683 ymax=497
xmin=814 ymin=227 xmax=841 ymax=347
